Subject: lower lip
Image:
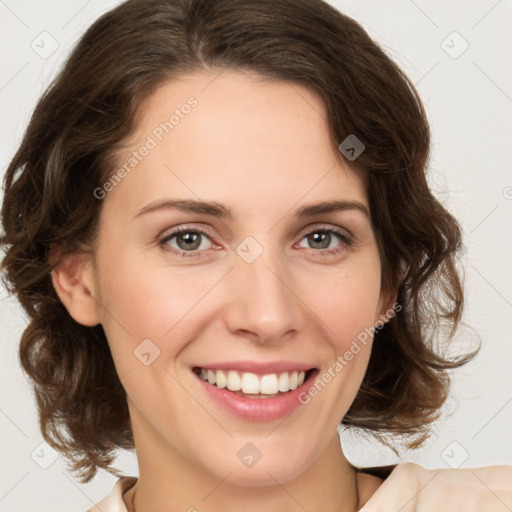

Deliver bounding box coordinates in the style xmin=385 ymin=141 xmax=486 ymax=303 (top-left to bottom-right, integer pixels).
xmin=195 ymin=371 xmax=318 ymax=421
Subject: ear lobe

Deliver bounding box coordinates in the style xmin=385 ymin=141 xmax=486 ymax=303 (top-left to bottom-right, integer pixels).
xmin=50 ymin=250 xmax=101 ymax=327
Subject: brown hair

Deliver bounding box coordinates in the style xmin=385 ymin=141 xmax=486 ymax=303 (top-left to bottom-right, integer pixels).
xmin=1 ymin=0 xmax=477 ymax=483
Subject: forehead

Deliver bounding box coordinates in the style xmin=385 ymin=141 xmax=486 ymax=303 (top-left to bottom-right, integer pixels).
xmin=107 ymin=69 xmax=368 ymax=215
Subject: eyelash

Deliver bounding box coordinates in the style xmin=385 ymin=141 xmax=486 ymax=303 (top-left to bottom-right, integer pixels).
xmin=158 ymin=225 xmax=354 ymax=258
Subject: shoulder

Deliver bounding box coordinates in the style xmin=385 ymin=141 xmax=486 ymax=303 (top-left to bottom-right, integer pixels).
xmin=355 ymin=465 xmax=397 ymax=508
xmin=86 ymin=476 xmax=138 ymax=512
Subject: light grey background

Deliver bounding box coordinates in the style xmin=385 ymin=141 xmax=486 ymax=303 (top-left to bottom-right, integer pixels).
xmin=1 ymin=1 xmax=511 ymax=510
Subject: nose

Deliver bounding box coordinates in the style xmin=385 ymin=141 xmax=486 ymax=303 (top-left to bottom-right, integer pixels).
xmin=222 ymin=246 xmax=304 ymax=345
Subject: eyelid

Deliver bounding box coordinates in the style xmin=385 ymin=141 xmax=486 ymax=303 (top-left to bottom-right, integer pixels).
xmin=296 ymin=222 xmax=354 ymax=243
xmin=159 ymin=223 xmax=216 ymax=241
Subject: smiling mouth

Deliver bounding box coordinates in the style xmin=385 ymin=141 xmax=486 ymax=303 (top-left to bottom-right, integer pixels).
xmin=193 ymin=367 xmax=317 ymax=398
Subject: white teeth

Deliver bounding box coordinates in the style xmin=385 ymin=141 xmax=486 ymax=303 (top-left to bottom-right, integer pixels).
xmin=277 ymin=372 xmax=290 ymax=392
xmin=215 ymin=370 xmax=227 ymax=389
xmin=241 ymin=372 xmax=260 ymax=394
xmin=226 ymin=370 xmax=241 ymax=391
xmin=197 ymin=368 xmax=308 ymax=394
xmin=260 ymin=374 xmax=279 ymax=394
xmin=290 ymin=371 xmax=299 ymax=390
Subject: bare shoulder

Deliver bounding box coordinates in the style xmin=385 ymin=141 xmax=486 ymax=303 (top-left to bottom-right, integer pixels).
xmin=355 ymin=465 xmax=397 ymax=508
xmin=356 ymin=471 xmax=385 ymax=508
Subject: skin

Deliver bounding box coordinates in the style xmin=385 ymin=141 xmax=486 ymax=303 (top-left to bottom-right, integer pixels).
xmin=52 ymin=69 xmax=396 ymax=511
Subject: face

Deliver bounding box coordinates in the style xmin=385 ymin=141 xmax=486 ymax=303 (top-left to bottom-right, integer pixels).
xmin=88 ymin=69 xmax=390 ymax=485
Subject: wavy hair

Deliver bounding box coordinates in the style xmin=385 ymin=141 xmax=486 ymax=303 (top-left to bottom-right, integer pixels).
xmin=1 ymin=0 xmax=477 ymax=483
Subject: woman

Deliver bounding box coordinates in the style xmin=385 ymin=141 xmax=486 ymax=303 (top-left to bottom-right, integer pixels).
xmin=1 ymin=0 xmax=510 ymax=510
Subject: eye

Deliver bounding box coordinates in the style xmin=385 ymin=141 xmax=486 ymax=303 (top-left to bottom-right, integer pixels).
xmin=160 ymin=228 xmax=214 ymax=254
xmin=297 ymin=228 xmax=352 ymax=251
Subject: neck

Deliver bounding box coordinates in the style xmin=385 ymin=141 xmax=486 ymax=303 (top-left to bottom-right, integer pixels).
xmin=128 ymin=419 xmax=360 ymax=512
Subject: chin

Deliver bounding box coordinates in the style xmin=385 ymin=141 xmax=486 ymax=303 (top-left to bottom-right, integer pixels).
xmin=224 ymin=459 xmax=312 ymax=487
xmin=197 ymin=438 xmax=317 ymax=487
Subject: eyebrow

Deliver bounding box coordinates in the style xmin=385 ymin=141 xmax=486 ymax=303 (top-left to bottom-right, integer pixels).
xmin=294 ymin=200 xmax=370 ymax=219
xmin=135 ymin=199 xmax=233 ymax=219
xmin=135 ymin=199 xmax=370 ymax=220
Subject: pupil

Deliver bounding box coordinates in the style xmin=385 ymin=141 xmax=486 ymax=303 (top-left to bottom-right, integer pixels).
xmin=178 ymin=232 xmax=200 ymax=250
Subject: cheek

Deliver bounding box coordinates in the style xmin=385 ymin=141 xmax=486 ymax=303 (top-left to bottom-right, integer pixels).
xmin=297 ymin=256 xmax=381 ymax=403
xmin=94 ymin=248 xmax=226 ymax=363
xmin=302 ymin=260 xmax=382 ymax=348
xmin=93 ymin=254 xmax=217 ymax=416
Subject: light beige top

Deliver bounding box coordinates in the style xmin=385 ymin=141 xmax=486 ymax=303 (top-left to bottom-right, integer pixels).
xmin=86 ymin=477 xmax=137 ymax=512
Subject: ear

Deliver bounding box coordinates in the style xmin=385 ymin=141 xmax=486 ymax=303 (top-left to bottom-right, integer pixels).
xmin=50 ymin=248 xmax=101 ymax=327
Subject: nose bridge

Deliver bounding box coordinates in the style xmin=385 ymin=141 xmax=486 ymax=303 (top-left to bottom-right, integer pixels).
xmin=224 ymin=239 xmax=302 ymax=343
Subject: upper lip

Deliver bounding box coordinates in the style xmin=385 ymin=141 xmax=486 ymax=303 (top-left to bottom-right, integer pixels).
xmin=193 ymin=360 xmax=317 ymax=375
